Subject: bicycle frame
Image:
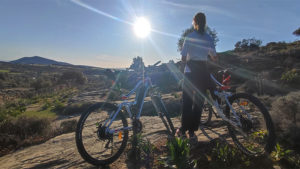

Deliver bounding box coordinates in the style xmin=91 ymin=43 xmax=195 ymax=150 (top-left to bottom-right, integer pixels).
xmin=209 ymin=73 xmax=253 ymax=131
xmin=103 ymin=77 xmax=155 ymax=135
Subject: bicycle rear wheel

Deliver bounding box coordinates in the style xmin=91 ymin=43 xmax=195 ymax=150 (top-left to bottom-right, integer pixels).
xmin=75 ymin=102 xmax=128 ymax=166
xmin=225 ymin=93 xmax=275 ymax=156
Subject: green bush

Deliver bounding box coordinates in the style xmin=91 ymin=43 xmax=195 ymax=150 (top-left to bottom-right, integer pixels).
xmin=58 ymin=71 xmax=87 ymax=85
xmin=42 ymin=100 xmax=51 ymax=110
xmin=127 ymin=133 xmax=156 ymax=167
xmin=30 ymin=78 xmax=52 ymax=91
xmin=281 ymin=69 xmax=299 ymax=84
xmin=211 ymin=141 xmax=250 ymax=167
xmin=271 ymin=143 xmax=300 ymax=168
xmin=52 ymin=99 xmax=65 ymax=113
xmin=167 ymin=137 xmax=194 ymax=169
xmin=0 ymin=101 xmax=27 ymax=122
xmin=107 ymin=89 xmax=121 ymax=101
xmin=271 ymin=143 xmax=292 ymax=161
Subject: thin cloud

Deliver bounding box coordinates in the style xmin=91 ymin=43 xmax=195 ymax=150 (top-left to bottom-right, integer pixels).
xmin=161 ymin=0 xmax=238 ymax=20
xmin=221 ymin=25 xmax=279 ymax=36
xmin=70 ymin=0 xmax=132 ymax=25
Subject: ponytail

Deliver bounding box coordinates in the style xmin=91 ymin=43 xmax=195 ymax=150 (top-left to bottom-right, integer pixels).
xmin=193 ymin=12 xmax=206 ymax=34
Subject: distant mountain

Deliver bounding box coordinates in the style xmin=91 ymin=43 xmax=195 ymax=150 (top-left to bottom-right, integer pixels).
xmin=10 ymin=56 xmax=71 ymax=66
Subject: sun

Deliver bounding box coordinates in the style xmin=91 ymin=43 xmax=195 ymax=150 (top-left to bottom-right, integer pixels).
xmin=133 ymin=17 xmax=151 ymax=38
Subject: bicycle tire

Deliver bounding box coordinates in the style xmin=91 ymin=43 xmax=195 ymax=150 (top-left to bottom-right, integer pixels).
xmin=160 ymin=102 xmax=176 ymax=136
xmin=152 ymin=96 xmax=175 ymax=135
xmin=75 ymin=102 xmax=129 ymax=166
xmin=200 ymin=101 xmax=213 ymax=125
xmin=225 ymin=93 xmax=276 ymax=156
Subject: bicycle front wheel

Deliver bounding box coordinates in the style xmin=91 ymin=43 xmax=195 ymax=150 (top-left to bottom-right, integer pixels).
xmin=225 ymin=93 xmax=275 ymax=156
xmin=200 ymin=100 xmax=213 ymax=125
xmin=151 ymin=96 xmax=175 ymax=136
xmin=75 ymin=102 xmax=129 ymax=166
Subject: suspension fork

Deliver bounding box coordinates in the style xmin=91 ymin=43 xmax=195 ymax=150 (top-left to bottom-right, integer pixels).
xmin=224 ymin=96 xmax=242 ymax=126
xmin=103 ymin=103 xmax=133 ymax=134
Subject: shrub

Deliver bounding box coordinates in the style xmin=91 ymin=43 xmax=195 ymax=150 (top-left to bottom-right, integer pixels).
xmin=127 ymin=133 xmax=155 ymax=168
xmin=30 ymin=78 xmax=52 ymax=91
xmin=52 ymin=99 xmax=65 ymax=113
xmin=0 ymin=116 xmax=51 ymax=139
xmin=0 ymin=101 xmax=27 ymax=122
xmin=107 ymin=89 xmax=121 ymax=101
xmin=271 ymin=143 xmax=292 ymax=161
xmin=271 ymin=91 xmax=300 ymax=150
xmin=42 ymin=100 xmax=51 ymax=110
xmin=0 ymin=73 xmax=8 ymax=80
xmin=281 ymin=69 xmax=299 ymax=84
xmin=211 ymin=140 xmax=250 ymax=167
xmin=61 ymin=103 xmax=92 ymax=115
xmin=0 ymin=116 xmax=54 ymax=156
xmin=58 ymin=71 xmax=87 ymax=85
xmin=271 ymin=143 xmax=300 ymax=168
xmin=60 ymin=120 xmax=77 ymax=133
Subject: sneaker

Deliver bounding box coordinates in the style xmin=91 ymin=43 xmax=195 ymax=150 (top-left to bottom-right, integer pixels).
xmin=189 ymin=135 xmax=198 ymax=148
xmin=176 ymin=128 xmax=187 ymax=139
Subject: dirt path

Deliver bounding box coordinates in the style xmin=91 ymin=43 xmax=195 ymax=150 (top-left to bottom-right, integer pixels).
xmin=0 ymin=115 xmax=228 ymax=169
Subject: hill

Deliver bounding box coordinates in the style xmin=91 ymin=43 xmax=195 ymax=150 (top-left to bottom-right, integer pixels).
xmin=1 ymin=40 xmax=300 ymax=168
xmin=10 ymin=56 xmax=71 ymax=66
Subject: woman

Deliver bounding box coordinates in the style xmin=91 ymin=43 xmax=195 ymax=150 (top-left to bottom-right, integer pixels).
xmin=177 ymin=12 xmax=217 ymax=142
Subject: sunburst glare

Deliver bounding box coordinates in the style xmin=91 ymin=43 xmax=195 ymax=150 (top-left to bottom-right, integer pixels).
xmin=133 ymin=17 xmax=151 ymax=38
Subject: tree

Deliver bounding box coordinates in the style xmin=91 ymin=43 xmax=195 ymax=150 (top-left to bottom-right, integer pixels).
xmin=234 ymin=41 xmax=242 ymax=49
xmin=207 ymin=27 xmax=219 ymax=47
xmin=177 ymin=26 xmax=219 ymax=52
xmin=58 ymin=71 xmax=87 ymax=85
xmin=293 ymin=27 xmax=300 ymax=36
xmin=249 ymin=38 xmax=262 ymax=49
xmin=129 ymin=56 xmax=145 ymax=72
xmin=234 ymin=38 xmax=262 ymax=51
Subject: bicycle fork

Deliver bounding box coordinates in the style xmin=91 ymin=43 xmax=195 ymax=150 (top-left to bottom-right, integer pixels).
xmin=151 ymin=95 xmax=174 ymax=135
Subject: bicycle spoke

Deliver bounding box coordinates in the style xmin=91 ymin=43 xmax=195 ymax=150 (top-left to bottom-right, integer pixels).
xmin=76 ymin=103 xmax=129 ymax=165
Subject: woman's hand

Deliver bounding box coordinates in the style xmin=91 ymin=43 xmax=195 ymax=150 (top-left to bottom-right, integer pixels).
xmin=210 ymin=54 xmax=218 ymax=62
xmin=179 ymin=61 xmax=185 ymax=73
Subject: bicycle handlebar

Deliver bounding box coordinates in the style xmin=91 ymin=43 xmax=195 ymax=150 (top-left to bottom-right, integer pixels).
xmin=217 ymin=68 xmax=234 ymax=74
xmin=152 ymin=61 xmax=161 ymax=67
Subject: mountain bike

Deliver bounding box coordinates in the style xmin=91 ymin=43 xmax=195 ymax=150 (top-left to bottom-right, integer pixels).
xmin=201 ymin=68 xmax=276 ymax=156
xmin=75 ymin=61 xmax=175 ymax=166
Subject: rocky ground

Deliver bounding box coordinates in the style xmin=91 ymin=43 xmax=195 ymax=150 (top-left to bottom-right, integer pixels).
xmin=0 ymin=113 xmax=230 ymax=169
xmin=0 ymin=90 xmax=284 ymax=169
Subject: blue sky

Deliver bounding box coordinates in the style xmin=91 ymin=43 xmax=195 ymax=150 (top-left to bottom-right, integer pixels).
xmin=0 ymin=0 xmax=299 ymax=68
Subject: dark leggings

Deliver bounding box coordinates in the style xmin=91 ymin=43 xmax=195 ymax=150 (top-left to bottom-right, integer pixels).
xmin=181 ymin=61 xmax=210 ymax=133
